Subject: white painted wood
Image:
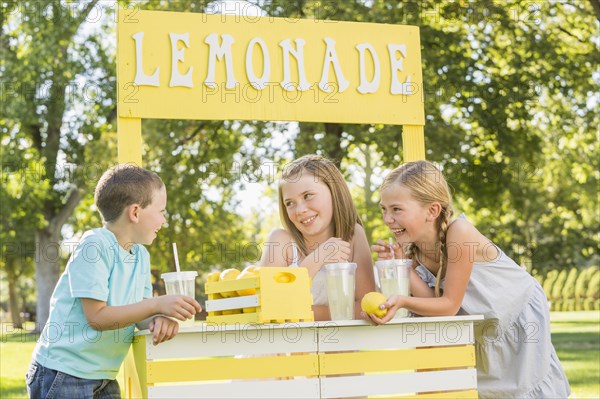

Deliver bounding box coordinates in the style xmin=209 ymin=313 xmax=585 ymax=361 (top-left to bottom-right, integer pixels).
xmin=318 ymin=321 xmax=475 ymax=352
xmin=206 ymin=296 xmax=259 ymax=311
xmin=146 ymin=325 xmax=318 ymax=359
xmin=148 ymin=378 xmax=321 ymax=398
xmin=320 ymin=368 xmax=478 ymax=398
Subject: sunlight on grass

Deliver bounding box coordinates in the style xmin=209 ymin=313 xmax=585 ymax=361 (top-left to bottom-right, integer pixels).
xmin=1 ymin=313 xmax=599 ymax=398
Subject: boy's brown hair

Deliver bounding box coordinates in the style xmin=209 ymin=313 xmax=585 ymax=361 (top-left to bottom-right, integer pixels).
xmin=94 ymin=164 xmax=164 ymax=222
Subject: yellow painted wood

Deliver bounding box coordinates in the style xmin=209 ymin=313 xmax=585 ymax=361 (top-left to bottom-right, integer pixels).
xmin=123 ymin=336 xmax=147 ymax=398
xmin=319 ymin=346 xmax=475 ymax=375
xmin=402 ymin=124 xmax=426 ymax=161
xmin=146 ymin=354 xmax=319 ymax=383
xmin=117 ymin=10 xmax=424 ymax=126
xmin=392 ymin=389 xmax=478 ymax=398
xmin=117 ymin=117 xmax=142 ymax=165
xmin=205 ymin=267 xmax=314 ymax=324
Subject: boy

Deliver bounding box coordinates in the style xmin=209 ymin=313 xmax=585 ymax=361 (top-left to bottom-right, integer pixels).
xmin=26 ymin=165 xmax=202 ymax=398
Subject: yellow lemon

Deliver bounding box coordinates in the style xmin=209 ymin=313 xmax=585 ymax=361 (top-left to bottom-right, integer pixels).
xmin=242 ymin=307 xmax=257 ymax=313
xmin=361 ymin=292 xmax=388 ymax=318
xmin=222 ymin=309 xmax=242 ymax=315
xmin=236 ymin=270 xmax=258 ymax=296
xmin=243 ymin=265 xmax=261 ymax=273
xmin=220 ymin=268 xmax=241 ymax=297
xmin=274 ymin=272 xmax=294 ymax=283
xmin=220 ymin=268 xmax=240 ymax=281
xmin=206 ymin=271 xmax=221 ymax=282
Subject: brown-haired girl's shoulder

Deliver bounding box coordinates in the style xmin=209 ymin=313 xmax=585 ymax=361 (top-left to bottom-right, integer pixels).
xmin=265 ymin=228 xmax=293 ymax=244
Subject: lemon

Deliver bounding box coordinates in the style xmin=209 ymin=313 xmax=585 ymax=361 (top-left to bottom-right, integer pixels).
xmin=220 ymin=268 xmax=241 ymax=297
xmin=361 ymin=292 xmax=388 ymax=318
xmin=220 ymin=268 xmax=240 ymax=281
xmin=206 ymin=271 xmax=221 ymax=282
xmin=243 ymin=265 xmax=261 ymax=273
xmin=236 ymin=270 xmax=258 ymax=296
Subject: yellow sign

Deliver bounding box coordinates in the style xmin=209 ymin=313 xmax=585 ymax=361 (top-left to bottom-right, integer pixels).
xmin=117 ymin=10 xmax=424 ymax=125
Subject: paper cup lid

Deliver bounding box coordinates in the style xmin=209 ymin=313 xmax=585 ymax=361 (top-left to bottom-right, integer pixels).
xmin=325 ymin=262 xmax=357 ymax=272
xmin=161 ymin=271 xmax=198 ymax=281
xmin=375 ymin=259 xmax=411 ymax=268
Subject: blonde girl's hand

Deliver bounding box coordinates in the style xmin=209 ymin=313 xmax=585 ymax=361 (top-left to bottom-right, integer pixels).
xmin=149 ymin=316 xmax=179 ymax=345
xmin=370 ymin=239 xmax=404 ymax=260
xmin=367 ymin=295 xmax=404 ymax=325
xmin=319 ymin=237 xmax=351 ymax=264
xmin=156 ymin=295 xmax=202 ymax=321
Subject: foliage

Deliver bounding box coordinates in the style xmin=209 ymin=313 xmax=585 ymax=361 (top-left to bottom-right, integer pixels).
xmin=1 ymin=0 xmax=598 ymax=323
xmin=537 ymin=267 xmax=600 ymax=312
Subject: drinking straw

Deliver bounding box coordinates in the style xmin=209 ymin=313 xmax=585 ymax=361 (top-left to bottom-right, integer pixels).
xmin=172 ymin=243 xmax=185 ymax=294
xmin=389 ymin=237 xmax=395 ymax=259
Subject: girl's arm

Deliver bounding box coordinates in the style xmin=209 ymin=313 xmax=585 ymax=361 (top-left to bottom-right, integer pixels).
xmin=258 ymin=229 xmax=292 ymax=267
xmin=312 ymin=305 xmax=330 ymax=320
xmin=373 ymin=220 xmax=479 ymax=319
xmin=351 ymin=224 xmax=376 ymax=317
xmin=410 ymin=268 xmax=435 ymax=298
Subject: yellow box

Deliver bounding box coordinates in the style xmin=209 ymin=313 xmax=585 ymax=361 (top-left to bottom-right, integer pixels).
xmin=205 ymin=267 xmax=314 ymax=324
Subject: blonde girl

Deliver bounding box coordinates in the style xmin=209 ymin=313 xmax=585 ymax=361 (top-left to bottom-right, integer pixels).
xmin=260 ymin=154 xmax=375 ymax=321
xmin=369 ymin=160 xmax=570 ymax=398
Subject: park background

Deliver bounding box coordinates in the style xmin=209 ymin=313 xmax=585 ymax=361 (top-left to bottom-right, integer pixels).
xmin=1 ymin=0 xmax=598 ymax=397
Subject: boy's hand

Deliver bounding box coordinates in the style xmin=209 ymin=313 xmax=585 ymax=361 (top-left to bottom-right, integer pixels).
xmin=370 ymin=239 xmax=404 ymax=260
xmin=149 ymin=316 xmax=179 ymax=345
xmin=156 ymin=295 xmax=202 ymax=321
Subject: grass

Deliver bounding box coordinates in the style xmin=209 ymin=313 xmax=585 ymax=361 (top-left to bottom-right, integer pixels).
xmin=1 ymin=312 xmax=599 ymax=398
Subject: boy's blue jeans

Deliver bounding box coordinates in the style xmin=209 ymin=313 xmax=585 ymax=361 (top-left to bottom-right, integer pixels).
xmin=26 ymin=361 xmax=121 ymax=399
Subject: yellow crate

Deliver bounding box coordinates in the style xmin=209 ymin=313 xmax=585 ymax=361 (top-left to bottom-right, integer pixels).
xmin=205 ymin=267 xmax=314 ymax=324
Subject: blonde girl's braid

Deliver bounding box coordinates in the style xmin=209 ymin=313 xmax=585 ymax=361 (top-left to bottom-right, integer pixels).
xmin=434 ymin=206 xmax=454 ymax=297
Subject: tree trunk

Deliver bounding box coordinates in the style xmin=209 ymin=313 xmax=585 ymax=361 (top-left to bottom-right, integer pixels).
xmin=6 ymin=260 xmax=23 ymax=329
xmin=323 ymin=123 xmax=344 ymax=167
xmin=34 ymin=228 xmax=62 ymax=332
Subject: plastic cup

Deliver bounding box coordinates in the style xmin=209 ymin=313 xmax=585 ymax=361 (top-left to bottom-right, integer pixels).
xmin=325 ymin=262 xmax=357 ymax=321
xmin=375 ymin=259 xmax=411 ymax=318
xmin=161 ymin=271 xmax=198 ymax=327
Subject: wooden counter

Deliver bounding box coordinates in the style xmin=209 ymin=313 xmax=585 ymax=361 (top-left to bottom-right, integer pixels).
xmin=124 ymin=315 xmax=483 ymax=398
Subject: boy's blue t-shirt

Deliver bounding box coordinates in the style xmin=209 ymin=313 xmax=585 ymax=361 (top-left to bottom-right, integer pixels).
xmin=32 ymin=228 xmax=153 ymax=380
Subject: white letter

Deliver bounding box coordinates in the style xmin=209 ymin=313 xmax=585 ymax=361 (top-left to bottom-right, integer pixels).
xmin=204 ymin=33 xmax=238 ymax=89
xmin=132 ymin=32 xmax=159 ymax=86
xmin=169 ymin=33 xmax=193 ymax=88
xmin=388 ymin=44 xmax=413 ymax=95
xmin=356 ymin=43 xmax=381 ymax=94
xmin=279 ymin=39 xmax=310 ymax=92
xmin=245 ymin=37 xmax=270 ymax=90
xmin=319 ymin=38 xmax=349 ymax=93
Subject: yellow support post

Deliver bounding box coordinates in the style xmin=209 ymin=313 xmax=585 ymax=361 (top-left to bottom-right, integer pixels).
xmin=402 ymin=125 xmax=426 ymax=161
xmin=117 ymin=117 xmax=142 ymax=166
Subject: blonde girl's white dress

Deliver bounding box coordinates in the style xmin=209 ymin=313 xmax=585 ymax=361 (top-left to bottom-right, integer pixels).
xmin=414 ymin=249 xmax=571 ymax=398
xmin=288 ymin=241 xmax=328 ymax=305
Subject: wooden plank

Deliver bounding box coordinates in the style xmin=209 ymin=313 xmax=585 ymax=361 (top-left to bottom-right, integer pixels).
xmin=148 ymin=378 xmax=321 ymax=399
xmin=147 ymin=354 xmax=319 ymax=383
xmin=117 ymin=117 xmax=142 ymax=165
xmin=402 ymin=124 xmax=425 ymax=161
xmin=205 ymin=295 xmax=259 ymax=311
xmin=320 ymin=369 xmax=477 ymax=398
xmin=146 ymin=325 xmax=318 ymax=360
xmin=319 ymin=346 xmax=475 ymax=375
xmin=318 ymin=321 xmax=475 ymax=352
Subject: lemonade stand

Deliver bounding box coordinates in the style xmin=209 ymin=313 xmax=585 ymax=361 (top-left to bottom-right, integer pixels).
xmin=116 ymin=7 xmax=482 ymax=398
